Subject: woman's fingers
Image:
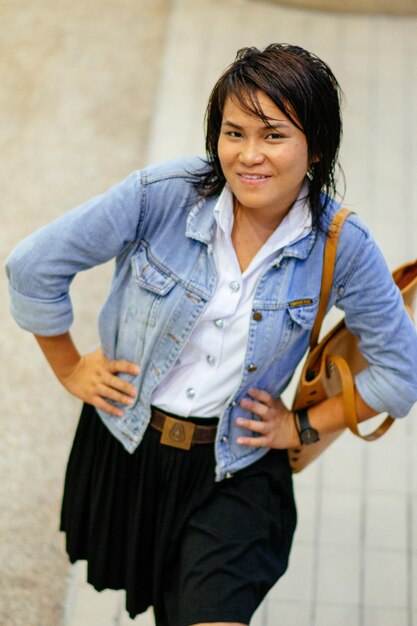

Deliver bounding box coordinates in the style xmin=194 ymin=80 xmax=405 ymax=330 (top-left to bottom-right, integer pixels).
xmin=97 ymin=383 xmax=135 ymax=406
xmin=247 ymin=387 xmax=273 ymax=404
xmin=236 ymin=389 xmax=294 ymax=448
xmin=236 ymin=434 xmax=269 ymax=448
xmin=103 ymin=371 xmax=137 ymax=397
xmin=92 ymin=395 xmax=125 ymax=418
xmin=108 ymin=358 xmax=140 ymax=377
xmin=72 ymin=350 xmax=140 ymax=412
xmin=239 ymin=397 xmax=269 ymax=417
xmin=236 ymin=416 xmax=268 ymax=433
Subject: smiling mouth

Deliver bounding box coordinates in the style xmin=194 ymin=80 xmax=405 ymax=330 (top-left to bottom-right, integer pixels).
xmin=238 ymin=174 xmax=271 ymax=180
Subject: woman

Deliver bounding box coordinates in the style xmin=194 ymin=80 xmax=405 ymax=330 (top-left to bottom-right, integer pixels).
xmin=6 ymin=44 xmax=417 ymax=626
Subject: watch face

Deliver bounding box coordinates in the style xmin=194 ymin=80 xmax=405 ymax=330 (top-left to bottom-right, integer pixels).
xmin=300 ymin=427 xmax=320 ymax=444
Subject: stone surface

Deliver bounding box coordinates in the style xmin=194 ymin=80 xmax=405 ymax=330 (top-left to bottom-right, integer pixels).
xmin=0 ymin=1 xmax=171 ymax=625
xmin=260 ymin=0 xmax=417 ymax=15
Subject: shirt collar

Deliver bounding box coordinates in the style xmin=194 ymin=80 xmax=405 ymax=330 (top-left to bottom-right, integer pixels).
xmin=213 ymin=179 xmax=312 ymax=253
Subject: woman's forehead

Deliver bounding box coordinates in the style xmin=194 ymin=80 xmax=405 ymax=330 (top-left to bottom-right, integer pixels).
xmin=222 ymin=91 xmax=301 ymax=130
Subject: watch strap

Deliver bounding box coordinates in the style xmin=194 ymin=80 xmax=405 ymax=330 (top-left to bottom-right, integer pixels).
xmin=295 ymin=408 xmax=320 ymax=445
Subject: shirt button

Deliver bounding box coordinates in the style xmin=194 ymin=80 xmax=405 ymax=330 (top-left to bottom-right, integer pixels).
xmin=252 ymin=311 xmax=263 ymax=321
xmin=214 ymin=319 xmax=224 ymax=328
xmin=221 ymin=435 xmax=228 ymax=443
xmin=247 ymin=363 xmax=257 ymax=372
xmin=225 ymin=472 xmax=234 ymax=479
xmin=186 ymin=387 xmax=196 ymax=399
xmin=206 ymin=354 xmax=215 ymax=366
xmin=229 ymin=280 xmax=240 ymax=292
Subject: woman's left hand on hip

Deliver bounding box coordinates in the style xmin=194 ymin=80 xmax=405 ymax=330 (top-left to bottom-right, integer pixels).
xmin=236 ymin=388 xmax=299 ymax=449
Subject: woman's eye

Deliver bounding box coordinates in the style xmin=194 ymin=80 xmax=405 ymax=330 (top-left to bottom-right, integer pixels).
xmin=266 ymin=133 xmax=283 ymax=140
xmin=227 ymin=131 xmax=242 ymax=138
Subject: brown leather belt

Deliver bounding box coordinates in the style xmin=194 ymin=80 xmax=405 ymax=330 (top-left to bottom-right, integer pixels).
xmin=150 ymin=407 xmax=218 ymax=450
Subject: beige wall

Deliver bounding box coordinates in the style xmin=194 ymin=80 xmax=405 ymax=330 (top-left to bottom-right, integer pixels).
xmin=262 ymin=0 xmax=417 ymax=15
xmin=0 ymin=2 xmax=170 ymax=625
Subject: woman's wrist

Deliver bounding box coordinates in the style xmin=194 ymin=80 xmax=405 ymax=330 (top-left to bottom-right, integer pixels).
xmin=34 ymin=332 xmax=81 ymax=382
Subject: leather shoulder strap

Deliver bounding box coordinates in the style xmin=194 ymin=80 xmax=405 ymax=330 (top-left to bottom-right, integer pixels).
xmin=309 ymin=208 xmax=352 ymax=349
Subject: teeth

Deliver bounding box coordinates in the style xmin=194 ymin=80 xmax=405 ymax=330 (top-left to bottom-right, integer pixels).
xmin=241 ymin=174 xmax=267 ymax=179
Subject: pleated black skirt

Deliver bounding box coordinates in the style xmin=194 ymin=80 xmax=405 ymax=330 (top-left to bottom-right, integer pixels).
xmin=60 ymin=403 xmax=297 ymax=626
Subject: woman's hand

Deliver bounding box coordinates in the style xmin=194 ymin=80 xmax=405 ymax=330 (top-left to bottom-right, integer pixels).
xmin=236 ymin=388 xmax=299 ymax=449
xmin=59 ymin=347 xmax=140 ymax=417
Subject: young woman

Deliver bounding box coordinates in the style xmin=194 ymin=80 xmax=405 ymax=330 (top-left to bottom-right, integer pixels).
xmin=6 ymin=44 xmax=417 ymax=626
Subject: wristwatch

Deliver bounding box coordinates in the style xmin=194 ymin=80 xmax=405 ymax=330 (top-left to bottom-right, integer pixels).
xmin=294 ymin=408 xmax=320 ymax=445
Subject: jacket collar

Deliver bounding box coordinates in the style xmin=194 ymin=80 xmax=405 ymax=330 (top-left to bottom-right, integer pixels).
xmin=185 ymin=195 xmax=218 ymax=245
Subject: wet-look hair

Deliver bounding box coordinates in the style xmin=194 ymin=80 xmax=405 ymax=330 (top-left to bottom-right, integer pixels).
xmin=193 ymin=43 xmax=344 ymax=231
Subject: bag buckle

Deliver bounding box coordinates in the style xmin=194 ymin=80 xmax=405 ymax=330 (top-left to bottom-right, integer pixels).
xmin=160 ymin=416 xmax=195 ymax=450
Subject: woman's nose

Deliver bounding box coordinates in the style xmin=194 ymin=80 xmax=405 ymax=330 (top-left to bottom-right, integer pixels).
xmin=238 ymin=141 xmax=265 ymax=166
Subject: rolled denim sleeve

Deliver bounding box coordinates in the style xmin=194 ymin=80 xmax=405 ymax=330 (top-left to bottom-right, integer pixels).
xmin=335 ymin=220 xmax=417 ymax=418
xmin=5 ymin=171 xmax=143 ymax=336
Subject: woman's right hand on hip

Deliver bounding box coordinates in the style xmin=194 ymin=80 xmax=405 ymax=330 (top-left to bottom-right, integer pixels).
xmin=59 ymin=347 xmax=140 ymax=417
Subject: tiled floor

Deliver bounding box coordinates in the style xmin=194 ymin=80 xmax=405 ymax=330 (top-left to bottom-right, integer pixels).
xmin=65 ymin=0 xmax=417 ymax=624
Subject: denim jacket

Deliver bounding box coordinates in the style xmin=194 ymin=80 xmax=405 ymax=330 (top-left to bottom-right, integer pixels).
xmin=6 ymin=156 xmax=417 ymax=480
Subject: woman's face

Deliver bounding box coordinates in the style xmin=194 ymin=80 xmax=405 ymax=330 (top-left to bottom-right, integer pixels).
xmin=217 ymin=91 xmax=310 ymax=224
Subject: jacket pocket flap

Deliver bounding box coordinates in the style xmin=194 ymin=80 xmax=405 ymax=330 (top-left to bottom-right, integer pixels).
xmin=131 ymin=248 xmax=176 ymax=296
xmin=287 ymin=300 xmax=317 ymax=329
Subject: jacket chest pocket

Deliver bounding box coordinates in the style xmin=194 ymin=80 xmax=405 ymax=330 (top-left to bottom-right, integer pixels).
xmin=130 ymin=246 xmax=177 ymax=326
xmin=284 ymin=299 xmax=318 ymax=346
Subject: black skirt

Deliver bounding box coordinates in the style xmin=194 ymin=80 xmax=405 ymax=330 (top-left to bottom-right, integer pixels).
xmin=60 ymin=403 xmax=297 ymax=625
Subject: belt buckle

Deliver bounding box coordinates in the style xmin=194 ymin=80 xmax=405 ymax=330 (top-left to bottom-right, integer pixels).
xmin=160 ymin=416 xmax=196 ymax=450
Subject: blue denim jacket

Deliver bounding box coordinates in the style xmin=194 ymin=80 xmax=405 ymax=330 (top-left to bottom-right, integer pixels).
xmin=6 ymin=157 xmax=417 ymax=480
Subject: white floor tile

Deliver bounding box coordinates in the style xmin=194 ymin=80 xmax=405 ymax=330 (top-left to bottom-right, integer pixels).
xmin=268 ymin=545 xmax=314 ymax=603
xmin=366 ymin=436 xmax=408 ymax=493
xmin=69 ymin=584 xmax=122 ymax=625
xmin=364 ymin=550 xmax=407 ymax=608
xmin=316 ymin=545 xmax=360 ymax=605
xmin=362 ymin=606 xmax=408 ymax=626
xmin=120 ymin=607 xmax=155 ymax=625
xmin=293 ymin=456 xmax=321 ymax=489
xmin=365 ymin=492 xmax=407 ymax=550
xmin=293 ymin=489 xmax=317 ymax=545
xmin=319 ymin=488 xmax=361 ymax=546
xmin=314 ymin=603 xmax=359 ymax=626
xmin=412 ymin=551 xmax=417 ymax=609
xmin=250 ymin=599 xmax=268 ymax=626
xmin=266 ymin=600 xmax=311 ymax=625
xmin=321 ymin=434 xmax=363 ymax=491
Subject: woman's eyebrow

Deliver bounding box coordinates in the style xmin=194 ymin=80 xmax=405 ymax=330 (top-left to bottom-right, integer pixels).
xmin=221 ymin=119 xmax=291 ymax=129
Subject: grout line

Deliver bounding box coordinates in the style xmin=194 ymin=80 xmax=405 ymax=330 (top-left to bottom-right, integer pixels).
xmin=309 ymin=461 xmax=324 ymax=626
xmin=63 ymin=562 xmax=82 ymax=626
xmin=358 ymin=444 xmax=369 ymax=626
xmin=406 ymin=413 xmax=414 ymax=626
xmin=401 ymin=14 xmax=416 ymax=260
xmin=260 ymin=594 xmax=269 ymax=626
xmin=114 ymin=593 xmax=124 ymax=626
xmin=144 ymin=0 xmax=181 ymax=164
xmin=364 ymin=17 xmax=381 ymax=225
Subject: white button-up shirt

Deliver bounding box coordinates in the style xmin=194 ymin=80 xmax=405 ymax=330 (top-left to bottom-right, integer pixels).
xmin=151 ymin=182 xmax=312 ymax=417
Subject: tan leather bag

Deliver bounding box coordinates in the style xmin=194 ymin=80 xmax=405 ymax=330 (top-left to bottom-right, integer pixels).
xmin=288 ymin=208 xmax=417 ymax=473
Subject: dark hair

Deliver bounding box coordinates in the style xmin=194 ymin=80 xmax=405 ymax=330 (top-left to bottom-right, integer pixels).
xmin=194 ymin=43 xmax=344 ymax=230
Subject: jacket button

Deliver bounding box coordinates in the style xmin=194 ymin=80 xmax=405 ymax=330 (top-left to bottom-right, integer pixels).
xmin=221 ymin=435 xmax=228 ymax=443
xmin=186 ymin=387 xmax=196 ymax=399
xmin=214 ymin=319 xmax=224 ymax=328
xmin=247 ymin=363 xmax=257 ymax=372
xmin=225 ymin=472 xmax=233 ymax=479
xmin=252 ymin=311 xmax=263 ymax=321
